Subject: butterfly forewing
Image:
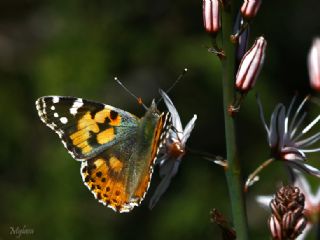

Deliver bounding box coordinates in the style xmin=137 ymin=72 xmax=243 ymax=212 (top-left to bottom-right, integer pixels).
xmin=36 ymin=96 xmax=139 ymax=160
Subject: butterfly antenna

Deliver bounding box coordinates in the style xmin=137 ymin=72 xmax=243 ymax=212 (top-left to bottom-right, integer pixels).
xmin=157 ymin=68 xmax=188 ymax=105
xmin=114 ymin=77 xmax=148 ymax=110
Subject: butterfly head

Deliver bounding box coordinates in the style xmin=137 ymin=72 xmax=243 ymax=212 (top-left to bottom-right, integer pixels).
xmin=144 ymin=99 xmax=161 ymax=118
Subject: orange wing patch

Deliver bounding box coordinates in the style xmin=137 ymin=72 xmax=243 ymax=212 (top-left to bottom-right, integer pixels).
xmin=96 ymin=128 xmax=115 ymax=144
xmin=150 ymin=114 xmax=165 ymax=160
xmin=81 ymin=157 xmax=134 ymax=212
xmin=70 ymin=112 xmax=99 ymax=154
xmin=133 ymin=172 xmax=152 ymax=202
xmin=69 ymin=109 xmax=121 ymax=155
xmin=94 ymin=109 xmax=121 ymax=126
xmin=109 ymin=156 xmax=123 ymax=173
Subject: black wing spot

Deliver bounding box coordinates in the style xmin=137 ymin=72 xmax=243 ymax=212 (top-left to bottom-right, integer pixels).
xmin=84 ymin=176 xmax=90 ymax=182
xmin=82 ymin=166 xmax=88 ymax=173
xmin=97 ymin=193 xmax=102 ymax=200
xmin=110 ymin=110 xmax=118 ymax=120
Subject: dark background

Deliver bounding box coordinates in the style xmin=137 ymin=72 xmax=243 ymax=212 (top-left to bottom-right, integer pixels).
xmin=1 ymin=0 xmax=320 ymax=239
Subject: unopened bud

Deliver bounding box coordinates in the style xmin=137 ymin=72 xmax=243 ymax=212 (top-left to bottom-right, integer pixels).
xmin=268 ymin=186 xmax=307 ymax=240
xmin=308 ymin=38 xmax=320 ymax=91
xmin=235 ymin=36 xmax=267 ymax=93
xmin=269 ymin=215 xmax=282 ymax=240
xmin=203 ymin=0 xmax=221 ymax=35
xmin=241 ymin=0 xmax=262 ymax=20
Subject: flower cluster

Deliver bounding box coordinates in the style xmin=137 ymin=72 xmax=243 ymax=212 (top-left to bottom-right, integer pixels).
xmin=258 ymin=171 xmax=320 ymax=239
xmin=268 ymin=185 xmax=307 ymax=240
xmin=201 ymin=0 xmax=320 ymax=239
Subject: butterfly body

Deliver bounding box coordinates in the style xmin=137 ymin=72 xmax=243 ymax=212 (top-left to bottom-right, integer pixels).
xmin=36 ymin=96 xmax=171 ymax=212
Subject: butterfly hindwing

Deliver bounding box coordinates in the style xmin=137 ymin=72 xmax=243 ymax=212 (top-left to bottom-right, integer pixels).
xmin=80 ymin=111 xmax=171 ymax=212
xmin=36 ymin=96 xmax=139 ymax=160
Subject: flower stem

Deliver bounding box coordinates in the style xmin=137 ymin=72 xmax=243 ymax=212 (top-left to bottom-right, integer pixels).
xmin=245 ymin=158 xmax=275 ymax=191
xmin=220 ymin=2 xmax=249 ymax=239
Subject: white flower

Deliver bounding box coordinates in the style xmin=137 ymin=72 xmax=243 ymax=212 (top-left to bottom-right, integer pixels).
xmin=149 ymin=89 xmax=197 ymax=209
xmin=257 ymin=171 xmax=320 ymax=240
xmin=245 ymin=96 xmax=320 ymax=189
xmin=258 ymin=95 xmax=320 ymax=177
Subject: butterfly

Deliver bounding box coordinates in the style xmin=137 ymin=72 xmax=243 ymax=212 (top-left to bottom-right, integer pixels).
xmin=149 ymin=90 xmax=197 ymax=209
xmin=35 ymin=94 xmax=172 ymax=213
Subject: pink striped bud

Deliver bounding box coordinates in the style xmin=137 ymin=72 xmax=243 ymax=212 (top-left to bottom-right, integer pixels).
xmin=308 ymin=38 xmax=320 ymax=91
xmin=268 ymin=215 xmax=282 ymax=240
xmin=203 ymin=0 xmax=221 ymax=35
xmin=241 ymin=0 xmax=261 ymax=20
xmin=235 ymin=36 xmax=267 ymax=92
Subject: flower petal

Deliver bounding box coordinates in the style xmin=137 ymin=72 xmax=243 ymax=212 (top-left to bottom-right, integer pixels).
xmin=181 ymin=114 xmax=197 ymax=145
xmin=290 ymin=112 xmax=307 ymax=140
xmin=289 ymin=96 xmax=309 ymax=134
xmin=288 ymin=161 xmax=320 ymax=178
xmin=269 ymin=104 xmax=285 ymax=148
xmin=256 ymin=95 xmax=270 ymax=135
xmin=300 ymin=147 xmax=320 ymax=153
xmin=256 ymin=195 xmax=273 ymax=208
xmin=295 ymin=131 xmax=320 ymax=148
xmin=159 ymin=89 xmax=183 ymax=133
xmin=285 ymin=95 xmax=297 ymax=135
xmin=277 ymin=104 xmax=286 ymax=149
xmin=149 ymin=157 xmax=181 ymax=209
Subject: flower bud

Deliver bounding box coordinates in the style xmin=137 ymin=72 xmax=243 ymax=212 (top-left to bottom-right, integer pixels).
xmin=268 ymin=186 xmax=307 ymax=240
xmin=203 ymin=0 xmax=221 ymax=35
xmin=269 ymin=215 xmax=282 ymax=240
xmin=241 ymin=0 xmax=262 ymax=20
xmin=235 ymin=36 xmax=267 ymax=93
xmin=308 ymin=38 xmax=320 ymax=91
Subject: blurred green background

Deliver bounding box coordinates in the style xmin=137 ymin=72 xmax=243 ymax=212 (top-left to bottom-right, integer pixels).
xmin=1 ymin=0 xmax=320 ymax=239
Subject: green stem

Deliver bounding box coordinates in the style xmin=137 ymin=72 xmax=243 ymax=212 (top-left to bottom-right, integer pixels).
xmin=220 ymin=2 xmax=249 ymax=239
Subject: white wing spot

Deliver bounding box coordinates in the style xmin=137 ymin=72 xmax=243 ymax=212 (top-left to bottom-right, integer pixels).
xmin=60 ymin=117 xmax=68 ymax=124
xmin=70 ymin=99 xmax=84 ymax=115
xmin=54 ymin=113 xmax=59 ymax=118
xmin=51 ymin=106 xmax=55 ymax=110
xmin=52 ymin=96 xmax=59 ymax=103
xmin=41 ymin=98 xmax=47 ymax=115
xmin=47 ymin=122 xmax=57 ymax=129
